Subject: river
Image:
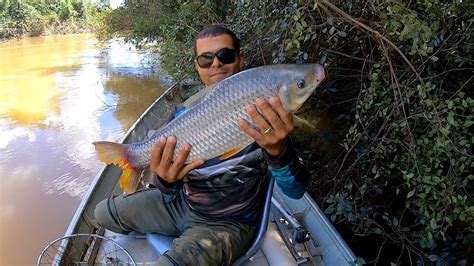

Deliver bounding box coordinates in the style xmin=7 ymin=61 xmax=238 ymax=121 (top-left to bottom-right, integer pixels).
xmin=0 ymin=34 xmax=168 ymax=265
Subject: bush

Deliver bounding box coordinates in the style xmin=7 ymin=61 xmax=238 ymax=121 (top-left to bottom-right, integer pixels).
xmin=0 ymin=0 xmax=106 ymax=40
xmin=99 ymin=0 xmax=473 ymax=264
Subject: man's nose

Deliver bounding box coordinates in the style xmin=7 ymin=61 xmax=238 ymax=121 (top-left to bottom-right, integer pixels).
xmin=211 ymin=56 xmax=223 ymax=68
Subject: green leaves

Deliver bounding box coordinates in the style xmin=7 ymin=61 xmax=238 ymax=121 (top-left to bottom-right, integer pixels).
xmin=1 ymin=0 xmax=102 ymax=39
xmin=324 ymin=192 xmax=356 ymax=223
xmin=383 ymin=1 xmax=442 ymax=57
xmin=96 ymin=0 xmax=474 ymax=262
xmin=344 ymin=42 xmax=472 ymax=255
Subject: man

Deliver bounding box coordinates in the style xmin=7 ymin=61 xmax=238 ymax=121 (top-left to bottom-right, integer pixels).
xmin=94 ymin=25 xmax=309 ymax=265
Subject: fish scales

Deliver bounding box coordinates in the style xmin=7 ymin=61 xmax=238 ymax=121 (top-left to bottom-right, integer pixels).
xmin=93 ymin=64 xmax=325 ymax=193
xmin=131 ymin=67 xmax=278 ymax=165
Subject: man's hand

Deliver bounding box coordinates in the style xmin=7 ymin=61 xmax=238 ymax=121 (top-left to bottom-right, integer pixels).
xmin=150 ymin=136 xmax=204 ymax=183
xmin=238 ymin=96 xmax=294 ymax=157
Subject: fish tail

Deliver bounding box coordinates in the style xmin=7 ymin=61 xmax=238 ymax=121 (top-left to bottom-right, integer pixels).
xmin=93 ymin=141 xmax=141 ymax=194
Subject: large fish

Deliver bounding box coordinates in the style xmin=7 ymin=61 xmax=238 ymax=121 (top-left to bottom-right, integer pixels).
xmin=94 ymin=64 xmax=325 ymax=193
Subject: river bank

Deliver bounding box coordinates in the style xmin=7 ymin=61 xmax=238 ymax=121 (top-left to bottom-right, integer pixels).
xmin=0 ymin=0 xmax=105 ymax=41
xmin=1 ymin=23 xmax=91 ymax=42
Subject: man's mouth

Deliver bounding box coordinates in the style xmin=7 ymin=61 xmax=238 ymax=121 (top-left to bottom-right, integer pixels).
xmin=210 ymin=71 xmax=228 ymax=77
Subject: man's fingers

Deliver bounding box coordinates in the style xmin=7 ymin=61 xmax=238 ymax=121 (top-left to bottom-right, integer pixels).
xmin=150 ymin=136 xmax=166 ymax=169
xmin=256 ymin=97 xmax=286 ymax=134
xmin=169 ymin=144 xmax=192 ymax=175
xmin=150 ymin=136 xmax=203 ymax=182
xmin=246 ymin=103 xmax=272 ymax=135
xmin=179 ymin=159 xmax=205 ymax=179
xmin=238 ymin=118 xmax=262 ymax=142
xmin=268 ymin=96 xmax=294 ymax=129
xmin=161 ymin=136 xmax=176 ymax=165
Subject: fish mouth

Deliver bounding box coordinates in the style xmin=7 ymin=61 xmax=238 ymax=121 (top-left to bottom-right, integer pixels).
xmin=314 ymin=64 xmax=326 ymax=82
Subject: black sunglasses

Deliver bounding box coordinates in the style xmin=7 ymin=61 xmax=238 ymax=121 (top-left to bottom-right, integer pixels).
xmin=196 ymin=48 xmax=237 ymax=68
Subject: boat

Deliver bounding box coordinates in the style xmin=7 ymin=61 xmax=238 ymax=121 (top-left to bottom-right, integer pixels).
xmin=38 ymin=81 xmax=358 ymax=265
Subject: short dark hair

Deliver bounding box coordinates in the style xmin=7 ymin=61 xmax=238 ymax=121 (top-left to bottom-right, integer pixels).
xmin=194 ymin=25 xmax=240 ymax=55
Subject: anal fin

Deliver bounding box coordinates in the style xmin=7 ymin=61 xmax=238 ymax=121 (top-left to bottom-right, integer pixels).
xmin=219 ymin=146 xmax=245 ymax=160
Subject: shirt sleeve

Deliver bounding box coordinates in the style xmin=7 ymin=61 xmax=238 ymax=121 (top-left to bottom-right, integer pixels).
xmin=154 ymin=175 xmax=183 ymax=202
xmin=263 ymin=138 xmax=309 ymax=199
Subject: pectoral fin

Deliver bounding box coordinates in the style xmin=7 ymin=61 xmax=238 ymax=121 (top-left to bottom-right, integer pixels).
xmin=219 ymin=146 xmax=245 ymax=160
xmin=293 ymin=114 xmax=316 ymax=129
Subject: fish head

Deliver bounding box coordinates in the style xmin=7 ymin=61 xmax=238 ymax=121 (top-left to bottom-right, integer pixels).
xmin=278 ymin=64 xmax=325 ymax=113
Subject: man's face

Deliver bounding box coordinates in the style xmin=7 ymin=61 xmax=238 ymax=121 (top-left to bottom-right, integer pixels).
xmin=194 ymin=34 xmax=243 ymax=87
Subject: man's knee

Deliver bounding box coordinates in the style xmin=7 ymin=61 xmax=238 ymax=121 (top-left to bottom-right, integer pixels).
xmin=94 ymin=197 xmax=129 ymax=234
xmin=94 ymin=199 xmax=108 ymax=226
xmin=166 ymin=224 xmax=254 ymax=265
xmin=166 ymin=237 xmax=226 ymax=266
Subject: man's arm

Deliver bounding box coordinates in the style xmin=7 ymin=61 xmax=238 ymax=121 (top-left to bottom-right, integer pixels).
xmin=263 ymin=139 xmax=308 ymax=199
xmin=239 ymin=96 xmax=309 ymax=199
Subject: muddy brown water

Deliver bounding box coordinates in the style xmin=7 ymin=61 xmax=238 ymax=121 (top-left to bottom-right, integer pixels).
xmin=0 ymin=34 xmax=167 ymax=265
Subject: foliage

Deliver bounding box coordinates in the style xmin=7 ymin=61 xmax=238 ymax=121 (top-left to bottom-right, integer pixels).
xmin=97 ymin=1 xmax=222 ymax=77
xmin=0 ymin=0 xmax=106 ymax=40
xmin=98 ymin=0 xmax=473 ymax=264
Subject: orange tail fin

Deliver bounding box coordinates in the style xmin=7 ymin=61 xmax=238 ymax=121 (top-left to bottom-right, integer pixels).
xmin=93 ymin=141 xmax=142 ymax=194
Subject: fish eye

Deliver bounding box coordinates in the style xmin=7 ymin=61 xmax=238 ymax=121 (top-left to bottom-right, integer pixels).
xmin=297 ymin=79 xmax=306 ymax=89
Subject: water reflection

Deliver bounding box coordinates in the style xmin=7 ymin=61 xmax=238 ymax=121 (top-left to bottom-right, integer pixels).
xmin=0 ymin=34 xmax=165 ymax=265
xmin=0 ymin=35 xmax=90 ymax=125
xmin=106 ymin=75 xmax=164 ymax=130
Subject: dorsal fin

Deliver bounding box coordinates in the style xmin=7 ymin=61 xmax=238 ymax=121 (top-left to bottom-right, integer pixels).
xmin=183 ymin=83 xmax=217 ymax=109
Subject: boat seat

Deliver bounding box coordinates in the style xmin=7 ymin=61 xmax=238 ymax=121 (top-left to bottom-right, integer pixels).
xmin=146 ymin=233 xmax=174 ymax=255
xmin=146 ymin=174 xmax=275 ymax=264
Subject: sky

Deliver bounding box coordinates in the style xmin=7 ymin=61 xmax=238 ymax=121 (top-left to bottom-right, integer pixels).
xmin=110 ymin=0 xmax=123 ymax=9
xmin=91 ymin=0 xmax=123 ymax=9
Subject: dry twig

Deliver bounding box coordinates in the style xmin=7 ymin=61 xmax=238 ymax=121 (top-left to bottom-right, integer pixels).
xmin=317 ymin=0 xmax=425 ymax=85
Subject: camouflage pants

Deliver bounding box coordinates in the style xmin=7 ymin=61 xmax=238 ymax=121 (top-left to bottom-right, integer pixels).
xmin=94 ymin=188 xmax=255 ymax=266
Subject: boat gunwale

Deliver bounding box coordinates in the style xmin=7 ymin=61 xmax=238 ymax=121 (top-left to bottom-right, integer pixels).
xmin=59 ymin=79 xmax=358 ymax=265
xmin=64 ymin=82 xmax=181 ymax=237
